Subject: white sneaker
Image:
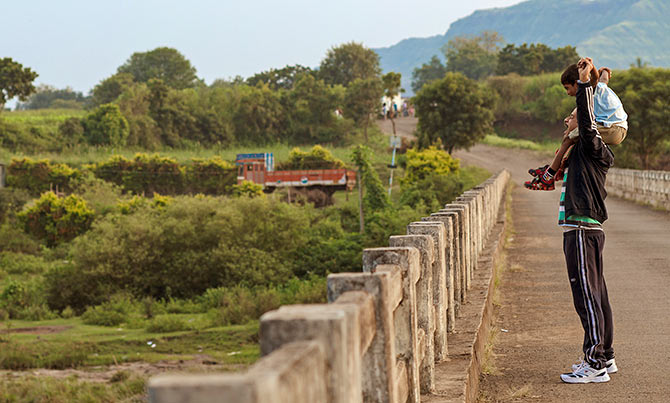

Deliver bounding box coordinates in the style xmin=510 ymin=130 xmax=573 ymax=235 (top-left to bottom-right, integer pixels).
xmin=561 ymin=362 xmax=610 ymax=384
xmin=572 ymin=358 xmax=617 ymax=374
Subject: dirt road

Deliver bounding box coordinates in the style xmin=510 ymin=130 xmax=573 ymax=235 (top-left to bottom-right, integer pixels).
xmin=454 ymin=144 xmax=670 ymax=402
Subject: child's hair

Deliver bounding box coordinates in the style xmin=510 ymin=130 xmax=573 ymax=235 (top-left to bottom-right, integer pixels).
xmin=561 ymin=64 xmax=579 ymax=85
xmin=561 ymin=62 xmax=599 ymax=88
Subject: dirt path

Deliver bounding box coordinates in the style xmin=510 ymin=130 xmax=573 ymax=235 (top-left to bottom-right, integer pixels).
xmin=376 ymin=116 xmax=418 ymax=139
xmin=454 ymin=144 xmax=670 ymax=402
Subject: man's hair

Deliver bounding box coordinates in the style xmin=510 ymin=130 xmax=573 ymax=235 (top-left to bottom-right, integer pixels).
xmin=561 ymin=64 xmax=579 ymax=85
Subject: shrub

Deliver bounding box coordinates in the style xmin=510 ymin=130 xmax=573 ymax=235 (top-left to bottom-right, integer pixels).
xmin=0 ymin=188 xmax=32 ymax=222
xmin=81 ymin=296 xmax=136 ymax=327
xmin=92 ymin=153 xmax=184 ymax=195
xmin=276 ymin=145 xmax=345 ymax=170
xmin=231 ymin=180 xmax=264 ymax=197
xmin=6 ymin=157 xmax=80 ymax=195
xmin=44 ymin=263 xmax=98 ymax=313
xmin=82 ymin=103 xmax=130 ymax=146
xmin=185 ymin=157 xmax=236 ymax=194
xmin=0 ymin=252 xmax=53 ymax=275
xmin=0 ymin=222 xmax=42 ymax=254
xmin=18 ymin=192 xmax=95 ymax=246
xmin=0 ymin=278 xmax=52 ymax=320
xmin=145 ymin=315 xmax=189 ymax=333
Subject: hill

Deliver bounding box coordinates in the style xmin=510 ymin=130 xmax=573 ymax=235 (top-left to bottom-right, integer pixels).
xmin=374 ymin=0 xmax=670 ymax=94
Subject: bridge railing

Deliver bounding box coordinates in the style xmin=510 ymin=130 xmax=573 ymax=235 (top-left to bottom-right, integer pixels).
xmin=607 ymin=167 xmax=670 ymax=211
xmin=148 ymin=169 xmax=510 ymax=403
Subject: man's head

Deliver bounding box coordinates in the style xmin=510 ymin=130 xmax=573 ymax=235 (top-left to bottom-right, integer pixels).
xmin=564 ymin=108 xmax=578 ymax=133
xmin=561 ymin=64 xmax=579 ymax=96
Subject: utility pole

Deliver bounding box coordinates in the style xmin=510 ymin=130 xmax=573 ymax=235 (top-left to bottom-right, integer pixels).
xmin=388 ymin=136 xmax=400 ymax=196
xmin=357 ymin=170 xmax=364 ymax=234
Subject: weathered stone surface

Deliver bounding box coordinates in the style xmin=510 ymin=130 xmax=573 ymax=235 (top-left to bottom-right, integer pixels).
xmin=332 ymin=291 xmax=376 ymax=356
xmin=327 ymin=270 xmax=398 ymax=403
xmin=407 ymin=221 xmax=449 ymax=360
xmin=260 ymin=304 xmax=350 ymax=403
xmin=363 ymin=247 xmax=421 ymax=403
xmin=420 ymin=214 xmax=456 ymax=332
xmin=389 ymin=235 xmax=436 ymax=393
xmin=440 ymin=205 xmax=469 ymax=299
xmin=607 ymin=168 xmax=670 ymax=211
xmin=148 ymin=341 xmax=326 ymax=403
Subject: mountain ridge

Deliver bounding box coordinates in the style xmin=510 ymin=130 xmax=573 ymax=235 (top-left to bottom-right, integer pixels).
xmin=374 ymin=0 xmax=670 ymax=94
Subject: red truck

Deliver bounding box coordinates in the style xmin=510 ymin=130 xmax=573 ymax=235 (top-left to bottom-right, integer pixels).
xmin=236 ymin=153 xmax=356 ymax=205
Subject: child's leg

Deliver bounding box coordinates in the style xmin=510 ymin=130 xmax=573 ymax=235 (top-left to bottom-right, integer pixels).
xmin=550 ymin=136 xmax=573 ymax=172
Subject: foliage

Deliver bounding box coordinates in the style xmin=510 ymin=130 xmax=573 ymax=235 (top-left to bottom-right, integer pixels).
xmin=350 ymin=145 xmax=390 ymax=213
xmin=443 ymin=32 xmax=503 ymax=80
xmin=91 ymin=72 xmax=135 ymax=106
xmin=401 ymin=146 xmax=460 ymax=185
xmin=0 ymin=57 xmax=38 ymax=111
xmin=18 ymin=192 xmax=95 ymax=247
xmin=186 ymin=157 xmax=237 ymax=194
xmin=0 ymin=188 xmax=32 ymax=222
xmin=608 ymin=67 xmax=670 ymax=169
xmin=0 ymin=278 xmax=55 ymax=320
xmin=344 ymin=77 xmax=383 ymax=139
xmin=81 ymin=295 xmax=136 ymax=326
xmin=319 ymin=42 xmax=381 ymax=87
xmin=17 ymin=84 xmax=87 ymax=110
xmin=117 ymin=47 xmax=200 ymax=89
xmin=82 ymin=103 xmax=130 ymax=146
xmin=246 ymin=64 xmax=315 ymax=90
xmin=496 ymin=43 xmax=579 ymax=76
xmin=146 ymin=314 xmax=190 ymax=333
xmin=0 ymin=342 xmax=89 ymax=370
xmin=231 ymin=180 xmax=264 ymax=198
xmin=232 ymin=83 xmax=285 ymax=144
xmin=415 ymin=72 xmax=497 ymax=153
xmin=412 ymin=55 xmax=447 ymax=93
xmin=277 ymin=145 xmax=345 ymax=170
xmin=7 ymin=157 xmax=81 ymax=195
xmin=282 ymin=74 xmax=348 ymax=143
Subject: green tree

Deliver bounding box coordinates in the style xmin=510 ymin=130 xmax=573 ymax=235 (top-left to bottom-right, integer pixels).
xmin=319 ymin=42 xmax=381 ymax=87
xmin=609 ymin=67 xmax=670 ymax=169
xmin=344 ymin=77 xmax=383 ymax=141
xmin=117 ymin=47 xmax=200 ymax=89
xmin=233 ymin=83 xmax=285 ymax=144
xmin=283 ymin=74 xmax=345 ymax=143
xmin=350 ymin=145 xmax=390 ymax=213
xmin=443 ymin=32 xmax=502 ymax=80
xmin=18 ymin=84 xmax=86 ymax=110
xmin=0 ymin=58 xmax=38 ymax=112
xmin=82 ymin=103 xmax=130 ymax=146
xmin=411 ymin=55 xmax=447 ymax=93
xmin=496 ymin=43 xmax=579 ymax=76
xmin=399 ymin=146 xmax=463 ymax=210
xmin=415 ymin=72 xmax=496 ymax=153
xmin=246 ymin=65 xmax=315 ymax=90
xmin=91 ymin=73 xmax=135 ymax=106
xmin=382 ymin=72 xmax=403 ymax=136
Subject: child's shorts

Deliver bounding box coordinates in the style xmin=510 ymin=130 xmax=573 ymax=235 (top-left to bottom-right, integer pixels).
xmin=597 ymin=124 xmax=627 ymax=145
xmin=566 ymin=124 xmax=627 ymax=145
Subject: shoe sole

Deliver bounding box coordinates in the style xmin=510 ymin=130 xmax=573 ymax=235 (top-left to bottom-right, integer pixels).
xmin=560 ymin=373 xmax=610 ymax=384
xmin=571 ymin=364 xmax=618 ymax=374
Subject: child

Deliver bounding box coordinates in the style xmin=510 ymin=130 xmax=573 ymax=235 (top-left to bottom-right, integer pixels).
xmin=525 ymin=60 xmax=627 ymax=190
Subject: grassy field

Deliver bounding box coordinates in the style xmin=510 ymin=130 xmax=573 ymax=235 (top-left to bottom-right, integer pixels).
xmin=481 ymin=134 xmax=559 ymax=154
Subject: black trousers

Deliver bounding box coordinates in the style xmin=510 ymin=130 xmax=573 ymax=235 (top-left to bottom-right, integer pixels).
xmin=563 ymin=229 xmax=614 ymax=369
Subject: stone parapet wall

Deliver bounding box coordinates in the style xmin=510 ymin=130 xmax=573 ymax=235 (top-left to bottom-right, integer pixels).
xmin=607 ymin=168 xmax=670 ymax=211
xmin=148 ymin=169 xmax=511 ymax=403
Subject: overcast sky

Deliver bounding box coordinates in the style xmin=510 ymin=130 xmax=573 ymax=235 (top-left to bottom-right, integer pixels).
xmin=2 ymin=0 xmax=522 ymax=95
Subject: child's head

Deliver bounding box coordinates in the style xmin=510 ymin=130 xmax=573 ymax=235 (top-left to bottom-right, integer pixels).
xmin=561 ymin=64 xmax=579 ymax=96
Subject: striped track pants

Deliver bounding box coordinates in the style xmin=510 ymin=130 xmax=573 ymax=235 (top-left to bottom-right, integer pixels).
xmin=563 ymin=228 xmax=614 ymax=369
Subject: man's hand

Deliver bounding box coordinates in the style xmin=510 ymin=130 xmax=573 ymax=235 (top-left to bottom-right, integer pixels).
xmin=578 ymin=58 xmax=594 ymax=83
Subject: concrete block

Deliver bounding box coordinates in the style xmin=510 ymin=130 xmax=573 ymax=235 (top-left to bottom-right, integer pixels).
xmin=362 ymin=247 xmax=421 ymax=403
xmin=148 ymin=341 xmax=326 ymax=403
xmin=327 ymin=270 xmax=398 ymax=403
xmin=407 ymin=221 xmax=449 ymax=360
xmin=421 ymin=214 xmax=456 ymax=331
xmin=260 ymin=304 xmax=350 ymax=403
xmin=389 ymin=235 xmax=436 ymax=393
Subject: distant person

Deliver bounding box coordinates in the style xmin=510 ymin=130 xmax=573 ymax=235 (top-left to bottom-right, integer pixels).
xmin=393 ymin=102 xmax=398 ymax=117
xmin=526 ymin=62 xmax=628 ymax=190
xmin=382 ymin=102 xmax=387 ymax=120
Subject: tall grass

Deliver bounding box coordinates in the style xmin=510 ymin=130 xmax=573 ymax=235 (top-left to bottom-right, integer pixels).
xmin=482 ymin=134 xmax=559 ymax=154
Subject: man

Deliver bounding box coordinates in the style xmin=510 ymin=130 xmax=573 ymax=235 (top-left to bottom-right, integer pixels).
xmin=558 ymin=58 xmax=616 ymax=384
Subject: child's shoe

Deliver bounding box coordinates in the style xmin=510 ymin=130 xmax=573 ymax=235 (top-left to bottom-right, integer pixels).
xmin=524 ymin=175 xmax=555 ymax=191
xmin=528 ymin=164 xmax=549 ymax=178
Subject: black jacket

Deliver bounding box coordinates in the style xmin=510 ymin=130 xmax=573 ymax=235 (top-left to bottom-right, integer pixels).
xmin=564 ymin=82 xmax=615 ymax=223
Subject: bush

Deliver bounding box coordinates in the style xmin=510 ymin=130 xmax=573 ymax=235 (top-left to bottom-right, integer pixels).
xmin=7 ymin=157 xmax=81 ymax=195
xmin=82 ymin=103 xmax=130 ymax=146
xmin=81 ymin=296 xmax=136 ymax=327
xmin=0 ymin=188 xmax=32 ymax=222
xmin=145 ymin=315 xmax=189 ymax=333
xmin=185 ymin=157 xmax=236 ymax=194
xmin=44 ymin=263 xmax=98 ymax=313
xmin=0 ymin=252 xmax=53 ymax=275
xmin=0 ymin=278 xmax=53 ymax=320
xmin=0 ymin=222 xmax=42 ymax=254
xmin=18 ymin=192 xmax=95 ymax=246
xmin=276 ymin=145 xmax=345 ymax=170
xmin=92 ymin=153 xmax=184 ymax=195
